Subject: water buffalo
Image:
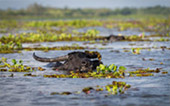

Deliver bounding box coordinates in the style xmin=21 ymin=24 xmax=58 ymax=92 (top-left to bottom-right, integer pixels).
xmin=105 ymin=34 xmax=125 ymax=41
xmin=33 ymin=51 xmax=102 ymax=73
xmin=97 ymin=34 xmax=125 ymax=42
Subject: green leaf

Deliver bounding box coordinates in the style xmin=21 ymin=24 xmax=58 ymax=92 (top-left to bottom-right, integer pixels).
xmin=119 ymin=66 xmax=126 ymax=71
xmin=108 ymin=64 xmax=115 ymax=71
xmin=106 ymin=67 xmax=112 ymax=73
xmin=106 ymin=86 xmax=111 ymax=92
xmin=11 ymin=59 xmax=17 ymax=65
xmin=99 ymin=64 xmax=106 ymax=70
xmin=2 ymin=57 xmax=7 ymax=62
xmin=113 ymin=65 xmax=117 ymax=71
xmin=19 ymin=60 xmax=23 ymax=64
xmin=113 ymin=72 xmax=120 ymax=77
xmin=119 ymin=86 xmax=123 ymax=93
xmin=112 ymin=85 xmax=118 ymax=92
xmin=96 ymin=66 xmax=100 ymax=73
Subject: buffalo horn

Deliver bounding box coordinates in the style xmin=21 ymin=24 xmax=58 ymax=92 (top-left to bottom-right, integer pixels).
xmin=33 ymin=52 xmax=68 ymax=62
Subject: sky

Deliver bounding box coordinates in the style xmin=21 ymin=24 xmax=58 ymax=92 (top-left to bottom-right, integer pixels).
xmin=0 ymin=0 xmax=170 ymax=10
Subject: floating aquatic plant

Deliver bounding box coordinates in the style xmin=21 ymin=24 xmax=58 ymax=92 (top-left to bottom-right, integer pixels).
xmin=155 ymin=37 xmax=170 ymax=42
xmin=105 ymin=81 xmax=131 ymax=95
xmin=23 ymin=46 xmax=89 ymax=52
xmin=44 ymin=64 xmax=126 ymax=78
xmin=25 ymin=20 xmax=102 ymax=28
xmin=0 ymin=57 xmax=35 ymax=72
xmin=128 ymin=68 xmax=160 ymax=77
xmin=131 ymin=48 xmax=141 ymax=54
xmin=97 ymin=64 xmax=126 ymax=76
xmin=0 ymin=40 xmax=97 ymax=53
xmin=0 ymin=41 xmax=22 ymax=53
xmin=0 ymin=31 xmax=101 ymax=44
xmin=50 ymin=81 xmax=131 ymax=96
xmin=84 ymin=29 xmax=100 ymax=37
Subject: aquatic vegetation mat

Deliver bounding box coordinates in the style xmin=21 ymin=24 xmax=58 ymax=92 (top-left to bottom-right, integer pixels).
xmin=0 ymin=30 xmax=101 ymax=43
xmin=0 ymin=41 xmax=22 ymax=53
xmin=43 ymin=64 xmax=166 ymax=78
xmin=0 ymin=58 xmax=45 ymax=72
xmin=0 ymin=18 xmax=170 ymax=104
xmin=128 ymin=68 xmax=162 ymax=77
xmin=0 ymin=42 xmax=96 ymax=53
xmin=43 ymin=64 xmax=126 ymax=78
xmin=50 ymin=81 xmax=131 ymax=96
xmin=0 ymin=57 xmax=169 ymax=100
xmin=0 ymin=19 xmax=170 ymax=55
xmin=0 ymin=58 xmax=34 ymax=72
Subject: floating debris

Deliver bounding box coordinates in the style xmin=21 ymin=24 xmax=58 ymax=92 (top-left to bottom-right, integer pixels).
xmin=24 ymin=73 xmax=37 ymax=77
xmin=161 ymin=71 xmax=168 ymax=74
xmin=50 ymin=91 xmax=72 ymax=95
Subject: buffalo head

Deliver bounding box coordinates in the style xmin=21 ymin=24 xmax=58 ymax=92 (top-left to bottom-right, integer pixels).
xmin=33 ymin=51 xmax=102 ymax=73
xmin=96 ymin=34 xmax=125 ymax=42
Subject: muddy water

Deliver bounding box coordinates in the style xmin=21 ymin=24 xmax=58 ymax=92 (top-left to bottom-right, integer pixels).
xmin=0 ymin=40 xmax=170 ymax=106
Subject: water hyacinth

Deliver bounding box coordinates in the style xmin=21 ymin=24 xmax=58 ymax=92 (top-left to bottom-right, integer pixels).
xmin=105 ymin=81 xmax=131 ymax=95
xmin=50 ymin=81 xmax=131 ymax=96
xmin=0 ymin=33 xmax=100 ymax=53
xmin=43 ymin=65 xmax=165 ymax=79
xmin=84 ymin=29 xmax=100 ymax=37
xmin=0 ymin=42 xmax=91 ymax=53
xmin=0 ymin=57 xmax=35 ymax=72
xmin=0 ymin=18 xmax=170 ymax=37
xmin=0 ymin=31 xmax=101 ymax=44
xmin=97 ymin=64 xmax=126 ymax=76
xmin=0 ymin=41 xmax=22 ymax=53
xmin=25 ymin=20 xmax=102 ymax=28
xmin=44 ymin=64 xmax=126 ymax=78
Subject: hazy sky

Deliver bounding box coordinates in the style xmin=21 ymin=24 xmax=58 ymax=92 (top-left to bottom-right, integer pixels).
xmin=0 ymin=0 xmax=170 ymax=10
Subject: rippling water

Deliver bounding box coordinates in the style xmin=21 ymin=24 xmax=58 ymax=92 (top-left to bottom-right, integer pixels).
xmin=0 ymin=76 xmax=170 ymax=106
xmin=0 ymin=38 xmax=170 ymax=106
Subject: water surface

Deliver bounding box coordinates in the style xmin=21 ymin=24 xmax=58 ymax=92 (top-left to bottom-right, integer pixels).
xmin=0 ymin=39 xmax=170 ymax=106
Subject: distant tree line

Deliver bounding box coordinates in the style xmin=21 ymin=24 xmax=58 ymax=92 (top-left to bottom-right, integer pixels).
xmin=0 ymin=3 xmax=170 ymax=19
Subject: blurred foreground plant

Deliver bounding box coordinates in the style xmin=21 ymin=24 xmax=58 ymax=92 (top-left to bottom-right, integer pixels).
xmin=0 ymin=57 xmax=34 ymax=72
xmin=0 ymin=41 xmax=22 ymax=53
